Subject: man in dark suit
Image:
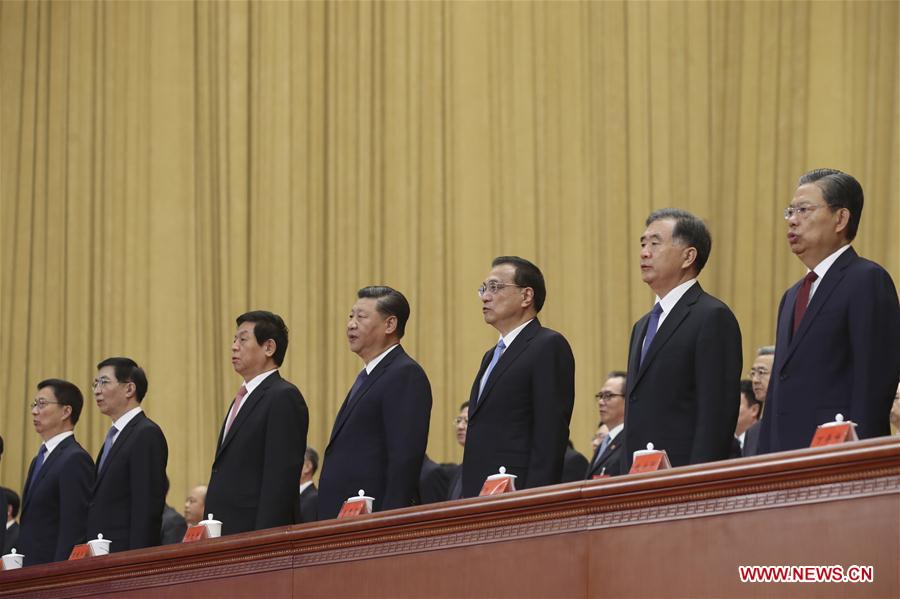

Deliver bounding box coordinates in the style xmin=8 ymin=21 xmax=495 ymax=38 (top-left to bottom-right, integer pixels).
xmin=318 ymin=286 xmax=432 ymax=520
xmin=741 ymin=346 xmax=775 ymax=457
xmin=206 ymin=311 xmax=309 ymax=535
xmin=295 ymin=447 xmax=319 ymax=523
xmin=159 ymin=477 xmax=187 ymax=545
xmin=759 ymin=169 xmax=900 ymax=453
xmin=623 ymin=209 xmax=742 ymax=471
xmin=733 ymin=380 xmax=761 ymax=458
xmin=586 ymin=371 xmax=627 ymax=478
xmin=18 ymin=379 xmax=94 ymax=565
xmin=2 ymin=488 xmax=20 ymax=555
xmin=87 ymin=358 xmax=168 ymax=553
xmin=446 ymin=401 xmax=469 ymax=501
xmin=461 ymin=256 xmax=576 ymax=498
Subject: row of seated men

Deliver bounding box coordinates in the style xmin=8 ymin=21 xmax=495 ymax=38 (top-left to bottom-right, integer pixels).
xmin=0 ymin=168 xmax=897 ymax=568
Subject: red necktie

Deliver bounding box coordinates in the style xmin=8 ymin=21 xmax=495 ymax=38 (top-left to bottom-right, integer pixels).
xmin=223 ymin=385 xmax=248 ymax=438
xmin=792 ymin=271 xmax=819 ymax=336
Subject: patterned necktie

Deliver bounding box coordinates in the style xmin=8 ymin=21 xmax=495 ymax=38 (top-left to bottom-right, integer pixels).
xmin=223 ymin=385 xmax=249 ymax=439
xmin=28 ymin=444 xmax=48 ymax=490
xmin=476 ymin=339 xmax=507 ymax=403
xmin=347 ymin=369 xmax=368 ymax=404
xmin=792 ymin=271 xmax=819 ymax=336
xmin=640 ymin=303 xmax=664 ymax=365
xmin=98 ymin=426 xmax=118 ymax=471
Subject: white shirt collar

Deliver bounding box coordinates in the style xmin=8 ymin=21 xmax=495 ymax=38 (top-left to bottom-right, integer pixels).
xmin=655 ymin=278 xmax=697 ymax=314
xmin=808 ymin=244 xmax=852 ymax=298
xmin=299 ymin=480 xmax=314 ymax=495
xmin=607 ymin=423 xmax=624 ymax=441
xmin=111 ymin=406 xmax=143 ymax=432
xmin=499 ymin=318 xmax=535 ymax=349
xmin=243 ymin=368 xmax=278 ymax=397
xmin=42 ymin=430 xmax=75 ymax=457
xmin=365 ymin=344 xmax=399 ymax=374
xmin=5 ymin=520 xmax=12 ymax=530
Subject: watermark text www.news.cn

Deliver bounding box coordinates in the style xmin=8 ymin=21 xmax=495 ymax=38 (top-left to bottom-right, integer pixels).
xmin=739 ymin=565 xmax=874 ymax=583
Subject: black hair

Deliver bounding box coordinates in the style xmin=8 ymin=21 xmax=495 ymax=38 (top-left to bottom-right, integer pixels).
xmin=357 ymin=286 xmax=411 ymax=339
xmin=2 ymin=487 xmax=19 ymax=519
xmin=96 ymin=357 xmax=148 ymax=402
xmin=236 ymin=311 xmax=290 ymax=366
xmin=304 ymin=446 xmax=320 ymax=475
xmin=607 ymin=370 xmax=628 ymax=382
xmin=458 ymin=400 xmax=470 ymax=411
xmin=798 ymin=168 xmax=863 ymax=241
xmin=646 ymin=208 xmax=713 ymax=274
xmin=491 ymin=256 xmax=547 ymax=312
xmin=37 ymin=379 xmax=85 ymax=425
xmin=740 ymin=379 xmax=761 ymax=419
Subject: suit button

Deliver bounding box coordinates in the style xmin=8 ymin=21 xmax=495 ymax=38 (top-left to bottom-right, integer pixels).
xmin=779 ymin=373 xmax=787 ymax=381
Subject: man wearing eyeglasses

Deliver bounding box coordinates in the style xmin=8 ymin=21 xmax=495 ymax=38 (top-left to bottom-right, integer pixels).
xmin=740 ymin=345 xmax=774 ymax=457
xmin=86 ymin=357 xmax=168 ymax=552
xmin=17 ymin=379 xmax=94 ymax=565
xmin=586 ymin=372 xmax=627 ymax=478
xmin=758 ymin=169 xmax=900 ymax=453
xmin=461 ymin=256 xmax=575 ymax=498
xmin=623 ymin=209 xmax=742 ymax=471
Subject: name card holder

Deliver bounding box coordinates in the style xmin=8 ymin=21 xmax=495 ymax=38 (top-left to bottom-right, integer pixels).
xmin=182 ymin=525 xmax=209 ymax=543
xmin=810 ymin=414 xmax=858 ymax=447
xmin=629 ymin=443 xmax=671 ymax=474
xmin=479 ymin=466 xmax=517 ymax=496
xmin=338 ymin=490 xmax=374 ymax=519
xmin=68 ymin=544 xmax=90 ymax=560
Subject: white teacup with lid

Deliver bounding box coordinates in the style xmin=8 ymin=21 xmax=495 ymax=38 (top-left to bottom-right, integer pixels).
xmin=1 ymin=548 xmax=24 ymax=570
xmin=199 ymin=513 xmax=222 ymax=538
xmin=88 ymin=533 xmax=111 ymax=556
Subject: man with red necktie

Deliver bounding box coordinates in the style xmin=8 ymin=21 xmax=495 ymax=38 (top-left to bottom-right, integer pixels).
xmin=758 ymin=169 xmax=900 ymax=453
xmin=205 ymin=311 xmax=309 ymax=535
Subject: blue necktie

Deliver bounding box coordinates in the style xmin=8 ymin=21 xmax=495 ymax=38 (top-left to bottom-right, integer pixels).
xmin=27 ymin=444 xmax=48 ymax=491
xmin=348 ymin=369 xmax=368 ymax=403
xmin=97 ymin=426 xmax=118 ymax=471
xmin=477 ymin=339 xmax=507 ymax=402
xmin=592 ymin=435 xmax=611 ymax=469
xmin=640 ymin=303 xmax=664 ymax=365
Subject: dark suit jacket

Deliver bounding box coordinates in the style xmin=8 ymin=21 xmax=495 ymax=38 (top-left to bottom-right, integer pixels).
xmin=206 ymin=371 xmax=309 ymax=536
xmin=758 ymin=248 xmax=900 ymax=453
xmin=3 ymin=522 xmax=19 ymax=555
xmin=86 ymin=412 xmax=167 ymax=553
xmin=622 ymin=283 xmax=742 ymax=471
xmin=461 ymin=319 xmax=576 ymax=498
xmin=0 ymin=492 xmax=5 ymax=555
xmin=160 ymin=505 xmax=187 ymax=545
xmin=562 ymin=445 xmax=589 ymax=483
xmin=19 ymin=435 xmax=94 ymax=565
xmin=584 ymin=433 xmax=625 ymax=478
xmin=446 ymin=464 xmax=463 ymax=501
xmin=294 ymin=483 xmax=318 ymax=524
xmin=741 ymin=421 xmax=761 ymax=457
xmin=419 ymin=455 xmax=452 ymax=504
xmin=318 ymin=346 xmax=432 ymax=520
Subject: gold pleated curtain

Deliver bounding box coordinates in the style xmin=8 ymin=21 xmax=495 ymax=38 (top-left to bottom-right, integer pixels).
xmin=1 ymin=0 xmax=898 ymax=503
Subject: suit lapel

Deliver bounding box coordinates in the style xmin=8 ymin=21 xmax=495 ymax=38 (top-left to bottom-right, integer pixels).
xmin=94 ymin=413 xmax=144 ymax=489
xmin=469 ymin=319 xmax=540 ymax=418
xmin=216 ymin=371 xmax=281 ymax=458
xmin=783 ymin=248 xmax=856 ymax=364
xmin=25 ymin=436 xmax=72 ymax=503
xmin=327 ymin=347 xmax=403 ymax=448
xmin=631 ymin=284 xmax=703 ymax=388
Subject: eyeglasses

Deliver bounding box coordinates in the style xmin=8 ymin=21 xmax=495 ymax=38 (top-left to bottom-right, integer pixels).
xmin=31 ymin=399 xmax=60 ymax=410
xmin=91 ymin=377 xmax=119 ymax=390
xmin=595 ymin=392 xmax=624 ymax=402
xmin=477 ymin=281 xmax=524 ymax=297
xmin=453 ymin=417 xmax=468 ymax=426
xmin=748 ymin=368 xmax=770 ymax=378
xmin=783 ymin=204 xmax=826 ymax=220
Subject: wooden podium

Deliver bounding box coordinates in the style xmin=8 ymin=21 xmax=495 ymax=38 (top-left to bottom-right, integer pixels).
xmin=1 ymin=437 xmax=898 ymax=598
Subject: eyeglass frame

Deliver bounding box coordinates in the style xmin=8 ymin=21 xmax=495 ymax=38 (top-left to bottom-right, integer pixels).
xmin=30 ymin=399 xmax=61 ymax=410
xmin=477 ymin=280 xmax=525 ymax=298
xmin=595 ymin=392 xmax=625 ymax=402
xmin=453 ymin=416 xmax=468 ymax=426
xmin=783 ymin=203 xmax=838 ymax=221
xmin=91 ymin=376 xmax=127 ymax=391
xmin=748 ymin=368 xmax=770 ymax=379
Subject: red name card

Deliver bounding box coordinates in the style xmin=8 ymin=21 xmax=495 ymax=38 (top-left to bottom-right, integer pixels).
xmin=182 ymin=525 xmax=209 ymax=543
xmin=479 ymin=477 xmax=514 ymax=496
xmin=338 ymin=500 xmax=369 ymax=519
xmin=591 ymin=474 xmax=610 ymax=480
xmin=810 ymin=422 xmax=857 ymax=447
xmin=68 ymin=544 xmax=90 ymax=560
xmin=629 ymin=450 xmax=671 ymax=474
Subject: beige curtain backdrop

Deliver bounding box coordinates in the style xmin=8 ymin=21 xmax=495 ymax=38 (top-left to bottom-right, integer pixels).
xmin=1 ymin=0 xmax=898 ymax=505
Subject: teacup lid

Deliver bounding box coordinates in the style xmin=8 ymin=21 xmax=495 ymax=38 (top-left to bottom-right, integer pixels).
xmin=486 ymin=466 xmax=518 ymax=480
xmin=347 ymin=489 xmax=374 ymax=502
xmin=199 ymin=513 xmax=221 ymax=524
